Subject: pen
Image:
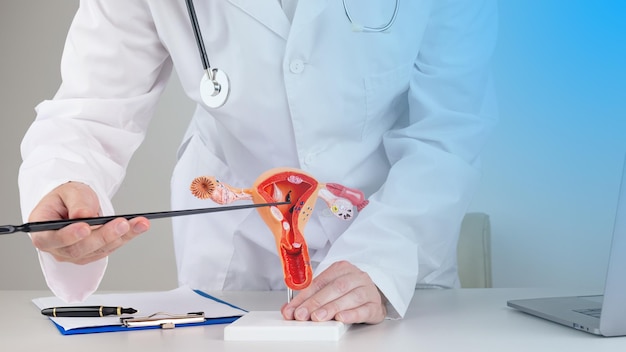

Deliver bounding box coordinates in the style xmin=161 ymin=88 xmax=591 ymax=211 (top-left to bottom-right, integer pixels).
xmin=41 ymin=306 xmax=138 ymax=318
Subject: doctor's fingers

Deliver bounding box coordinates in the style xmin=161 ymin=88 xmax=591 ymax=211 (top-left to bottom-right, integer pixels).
xmin=283 ymin=261 xmax=385 ymax=323
xmin=280 ymin=261 xmax=358 ymax=317
xmin=330 ymin=292 xmax=387 ymax=324
xmin=302 ymin=275 xmax=384 ymax=324
xmin=32 ymin=217 xmax=150 ymax=265
xmin=29 ymin=182 xmax=101 ymax=222
xmin=295 ymin=260 xmax=370 ymax=303
xmin=30 ymin=222 xmax=93 ymax=251
xmin=55 ymin=217 xmax=148 ymax=265
xmin=285 ymin=260 xmax=364 ymax=309
xmin=84 ymin=217 xmax=150 ymax=261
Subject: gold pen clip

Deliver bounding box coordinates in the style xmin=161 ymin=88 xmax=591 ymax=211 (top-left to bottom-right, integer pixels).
xmin=120 ymin=312 xmax=205 ymax=329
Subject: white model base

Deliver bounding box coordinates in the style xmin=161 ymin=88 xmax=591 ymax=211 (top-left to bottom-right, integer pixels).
xmin=223 ymin=311 xmax=349 ymax=341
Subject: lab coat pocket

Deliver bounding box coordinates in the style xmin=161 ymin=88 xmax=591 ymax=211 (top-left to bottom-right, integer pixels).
xmin=363 ymin=64 xmax=411 ymax=138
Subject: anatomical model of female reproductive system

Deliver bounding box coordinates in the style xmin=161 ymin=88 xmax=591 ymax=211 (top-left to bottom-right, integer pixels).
xmin=189 ymin=167 xmax=368 ymax=295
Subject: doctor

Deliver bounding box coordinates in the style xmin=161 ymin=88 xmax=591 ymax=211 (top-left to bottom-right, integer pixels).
xmin=19 ymin=1 xmax=497 ymax=324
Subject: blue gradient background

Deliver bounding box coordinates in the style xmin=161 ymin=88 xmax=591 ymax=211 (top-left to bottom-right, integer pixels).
xmin=469 ymin=1 xmax=626 ymax=288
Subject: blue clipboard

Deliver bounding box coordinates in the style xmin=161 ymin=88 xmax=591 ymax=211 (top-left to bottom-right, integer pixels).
xmin=48 ymin=290 xmax=247 ymax=335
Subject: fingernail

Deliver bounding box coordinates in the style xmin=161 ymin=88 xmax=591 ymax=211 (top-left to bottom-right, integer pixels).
xmin=116 ymin=221 xmax=130 ymax=236
xmin=313 ymin=309 xmax=327 ymax=321
xmin=284 ymin=306 xmax=295 ymax=319
xmin=295 ymin=307 xmax=308 ymax=321
xmin=133 ymin=222 xmax=149 ymax=233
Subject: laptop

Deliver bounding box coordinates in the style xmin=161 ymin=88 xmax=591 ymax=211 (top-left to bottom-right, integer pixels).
xmin=507 ymin=157 xmax=626 ymax=337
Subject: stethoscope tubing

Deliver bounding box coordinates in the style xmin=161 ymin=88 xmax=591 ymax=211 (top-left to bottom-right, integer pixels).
xmin=183 ymin=0 xmax=400 ymax=108
xmin=343 ymin=0 xmax=399 ymax=33
xmin=185 ymin=0 xmax=211 ymax=72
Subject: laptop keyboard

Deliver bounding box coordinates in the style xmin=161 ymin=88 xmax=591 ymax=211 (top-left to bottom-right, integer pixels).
xmin=573 ymin=308 xmax=602 ymax=318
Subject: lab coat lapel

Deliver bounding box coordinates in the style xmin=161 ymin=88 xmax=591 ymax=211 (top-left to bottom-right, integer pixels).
xmin=227 ymin=0 xmax=290 ymax=40
xmin=291 ymin=0 xmax=330 ymax=29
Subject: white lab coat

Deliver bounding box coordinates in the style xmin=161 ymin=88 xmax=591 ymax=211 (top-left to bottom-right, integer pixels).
xmin=19 ymin=0 xmax=497 ymax=318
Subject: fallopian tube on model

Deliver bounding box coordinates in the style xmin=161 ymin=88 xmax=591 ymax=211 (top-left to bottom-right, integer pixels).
xmin=189 ymin=167 xmax=368 ymax=291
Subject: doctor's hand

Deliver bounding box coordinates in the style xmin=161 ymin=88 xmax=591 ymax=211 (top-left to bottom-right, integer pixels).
xmin=28 ymin=182 xmax=150 ymax=265
xmin=281 ymin=261 xmax=387 ymax=324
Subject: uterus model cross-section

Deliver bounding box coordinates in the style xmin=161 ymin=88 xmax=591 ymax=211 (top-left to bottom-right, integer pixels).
xmin=189 ymin=167 xmax=368 ymax=291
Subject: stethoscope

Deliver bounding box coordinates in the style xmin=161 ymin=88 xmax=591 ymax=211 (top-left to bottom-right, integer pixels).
xmin=185 ymin=0 xmax=230 ymax=108
xmin=343 ymin=0 xmax=400 ymax=33
xmin=185 ymin=0 xmax=400 ymax=108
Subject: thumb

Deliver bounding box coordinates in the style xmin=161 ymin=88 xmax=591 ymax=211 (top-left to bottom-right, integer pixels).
xmin=61 ymin=182 xmax=102 ymax=219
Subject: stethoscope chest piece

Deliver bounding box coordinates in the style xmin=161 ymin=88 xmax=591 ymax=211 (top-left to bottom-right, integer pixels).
xmin=200 ymin=68 xmax=230 ymax=108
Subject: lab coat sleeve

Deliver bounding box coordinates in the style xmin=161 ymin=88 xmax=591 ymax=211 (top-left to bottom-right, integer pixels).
xmin=316 ymin=0 xmax=498 ymax=318
xmin=18 ymin=0 xmax=172 ymax=302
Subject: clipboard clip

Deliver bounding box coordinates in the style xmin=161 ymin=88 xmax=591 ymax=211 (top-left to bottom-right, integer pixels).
xmin=120 ymin=311 xmax=205 ymax=329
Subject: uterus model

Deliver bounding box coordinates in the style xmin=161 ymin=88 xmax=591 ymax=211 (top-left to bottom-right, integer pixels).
xmin=189 ymin=167 xmax=368 ymax=291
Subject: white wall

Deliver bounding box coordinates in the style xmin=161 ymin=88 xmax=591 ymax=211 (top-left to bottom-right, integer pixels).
xmin=0 ymin=1 xmax=624 ymax=292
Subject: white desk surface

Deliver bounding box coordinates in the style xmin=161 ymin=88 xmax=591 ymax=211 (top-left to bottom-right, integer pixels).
xmin=1 ymin=288 xmax=624 ymax=352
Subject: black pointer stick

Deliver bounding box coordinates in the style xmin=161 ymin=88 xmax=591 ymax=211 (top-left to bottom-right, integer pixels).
xmin=0 ymin=202 xmax=289 ymax=235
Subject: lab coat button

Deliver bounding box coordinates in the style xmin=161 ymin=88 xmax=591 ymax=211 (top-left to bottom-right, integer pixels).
xmin=304 ymin=153 xmax=315 ymax=165
xmin=289 ymin=60 xmax=305 ymax=74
